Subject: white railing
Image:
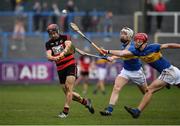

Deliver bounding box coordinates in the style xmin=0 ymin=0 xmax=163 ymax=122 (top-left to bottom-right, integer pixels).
xmin=154 ymin=32 xmax=180 ymax=42
xmin=134 ymin=11 xmax=180 ymax=34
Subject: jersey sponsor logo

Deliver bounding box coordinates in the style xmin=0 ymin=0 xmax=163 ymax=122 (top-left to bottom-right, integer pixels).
xmin=52 ymin=45 xmax=64 ymax=55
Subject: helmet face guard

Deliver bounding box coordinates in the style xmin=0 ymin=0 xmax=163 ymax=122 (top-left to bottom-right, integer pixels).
xmin=134 ymin=33 xmax=148 ymax=42
xmin=47 ymin=24 xmax=60 ymax=38
xmin=121 ymin=27 xmax=134 ymax=38
xmin=134 ymin=33 xmax=148 ymax=49
xmin=120 ymin=27 xmax=134 ymax=44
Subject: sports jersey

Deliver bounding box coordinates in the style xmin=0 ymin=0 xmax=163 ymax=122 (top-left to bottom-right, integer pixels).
xmin=96 ymin=59 xmax=108 ymax=68
xmin=45 ymin=34 xmax=76 ymax=71
xmin=122 ymin=41 xmax=142 ymax=71
xmin=129 ymin=43 xmax=171 ymax=73
xmin=79 ymin=55 xmax=92 ymax=72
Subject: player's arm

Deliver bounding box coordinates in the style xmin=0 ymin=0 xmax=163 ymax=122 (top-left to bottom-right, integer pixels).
xmin=102 ymin=49 xmax=134 ymax=57
xmin=57 ymin=40 xmax=75 ymax=59
xmin=46 ymin=50 xmax=57 ymax=61
xmin=160 ymin=43 xmax=180 ymax=49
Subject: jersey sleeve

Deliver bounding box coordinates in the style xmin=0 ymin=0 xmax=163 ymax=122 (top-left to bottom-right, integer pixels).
xmin=66 ymin=34 xmax=71 ymax=41
xmin=45 ymin=42 xmax=51 ymax=51
xmin=128 ymin=46 xmax=139 ymax=56
xmin=153 ymin=43 xmax=161 ymax=52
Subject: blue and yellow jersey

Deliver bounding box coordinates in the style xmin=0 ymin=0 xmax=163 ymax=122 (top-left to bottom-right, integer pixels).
xmin=96 ymin=58 xmax=108 ymax=68
xmin=129 ymin=43 xmax=171 ymax=73
xmin=121 ymin=41 xmax=142 ymax=71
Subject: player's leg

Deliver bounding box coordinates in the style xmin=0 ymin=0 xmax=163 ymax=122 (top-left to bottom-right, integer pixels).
xmin=125 ymin=66 xmax=180 ymax=118
xmin=137 ymin=84 xmax=148 ymax=94
xmin=64 ymin=76 xmax=75 ymax=108
xmin=124 ymin=79 xmax=166 ymax=118
xmin=75 ymin=74 xmax=82 ymax=86
xmin=71 ymin=91 xmax=95 ymax=114
xmin=94 ymin=67 xmax=107 ymax=94
xmin=100 ymin=75 xmax=129 ymax=116
xmin=129 ymin=67 xmax=148 ymax=94
xmin=93 ymin=81 xmax=100 ymax=94
xmin=82 ymin=75 xmax=89 ymax=95
xmin=58 ymin=75 xmax=75 ymax=118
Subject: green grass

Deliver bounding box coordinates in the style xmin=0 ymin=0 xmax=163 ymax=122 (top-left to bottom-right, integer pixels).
xmin=0 ymin=84 xmax=180 ymax=125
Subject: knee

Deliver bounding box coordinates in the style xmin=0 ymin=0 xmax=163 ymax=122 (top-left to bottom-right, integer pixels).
xmin=146 ymin=88 xmax=154 ymax=94
xmin=113 ymin=84 xmax=121 ymax=92
xmin=64 ymin=85 xmax=72 ymax=93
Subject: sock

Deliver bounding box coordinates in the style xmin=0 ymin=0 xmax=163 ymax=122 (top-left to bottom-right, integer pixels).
xmin=63 ymin=107 xmax=69 ymax=115
xmin=81 ymin=98 xmax=87 ymax=106
xmin=107 ymin=104 xmax=114 ymax=113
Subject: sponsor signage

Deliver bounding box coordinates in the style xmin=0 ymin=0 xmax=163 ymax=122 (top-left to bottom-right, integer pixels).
xmin=0 ymin=62 xmax=53 ymax=83
xmin=0 ymin=61 xmax=155 ymax=83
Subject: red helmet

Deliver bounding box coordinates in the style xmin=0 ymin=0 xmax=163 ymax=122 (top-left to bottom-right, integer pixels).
xmin=134 ymin=33 xmax=148 ymax=43
xmin=47 ymin=24 xmax=60 ymax=34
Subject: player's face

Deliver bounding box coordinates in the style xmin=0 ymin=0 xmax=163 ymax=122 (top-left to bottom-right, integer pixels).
xmin=120 ymin=31 xmax=129 ymax=44
xmin=134 ymin=39 xmax=144 ymax=49
xmin=48 ymin=31 xmax=59 ymax=40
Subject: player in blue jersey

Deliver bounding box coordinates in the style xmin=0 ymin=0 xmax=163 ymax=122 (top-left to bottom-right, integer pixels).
xmin=100 ymin=27 xmax=148 ymax=116
xmin=101 ymin=32 xmax=180 ymax=118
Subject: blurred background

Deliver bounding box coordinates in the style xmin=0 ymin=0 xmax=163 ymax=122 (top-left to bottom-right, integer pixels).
xmin=0 ymin=0 xmax=180 ymax=84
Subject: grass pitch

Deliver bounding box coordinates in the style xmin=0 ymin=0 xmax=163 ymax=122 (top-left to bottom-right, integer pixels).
xmin=0 ymin=83 xmax=180 ymax=125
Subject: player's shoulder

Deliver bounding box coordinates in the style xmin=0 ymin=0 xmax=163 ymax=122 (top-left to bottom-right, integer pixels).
xmin=147 ymin=43 xmax=161 ymax=51
xmin=45 ymin=39 xmax=52 ymax=45
xmin=128 ymin=41 xmax=136 ymax=51
xmin=60 ymin=34 xmax=71 ymax=40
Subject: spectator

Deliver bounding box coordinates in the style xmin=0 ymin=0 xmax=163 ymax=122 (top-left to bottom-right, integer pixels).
xmin=75 ymin=47 xmax=94 ymax=95
xmin=51 ymin=3 xmax=60 ymax=24
xmin=146 ymin=0 xmax=153 ymax=33
xmin=41 ymin=2 xmax=49 ymax=32
xmin=10 ymin=0 xmax=16 ymax=11
xmin=63 ymin=12 xmax=70 ymax=32
xmin=103 ymin=11 xmax=113 ymax=42
xmin=91 ymin=9 xmax=100 ymax=32
xmin=81 ymin=10 xmax=92 ymax=32
xmin=33 ymin=1 xmax=41 ymax=33
xmin=11 ymin=0 xmax=26 ymax=51
xmin=93 ymin=58 xmax=108 ymax=95
xmin=154 ymin=0 xmax=166 ymax=32
xmin=66 ymin=0 xmax=77 ymax=12
xmin=63 ymin=0 xmax=78 ymax=32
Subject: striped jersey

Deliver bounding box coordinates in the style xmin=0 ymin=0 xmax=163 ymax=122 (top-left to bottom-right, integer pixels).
xmin=129 ymin=43 xmax=171 ymax=73
xmin=122 ymin=41 xmax=142 ymax=71
xmin=45 ymin=34 xmax=76 ymax=71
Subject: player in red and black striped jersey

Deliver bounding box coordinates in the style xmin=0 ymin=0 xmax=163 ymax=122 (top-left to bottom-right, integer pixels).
xmin=75 ymin=54 xmax=94 ymax=95
xmin=45 ymin=24 xmax=94 ymax=118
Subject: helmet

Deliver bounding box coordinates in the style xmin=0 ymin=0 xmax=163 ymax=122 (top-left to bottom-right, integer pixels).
xmin=121 ymin=27 xmax=134 ymax=38
xmin=134 ymin=33 xmax=148 ymax=43
xmin=47 ymin=24 xmax=60 ymax=34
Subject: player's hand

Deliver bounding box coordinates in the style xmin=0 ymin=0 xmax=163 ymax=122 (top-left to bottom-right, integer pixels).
xmin=99 ymin=48 xmax=109 ymax=55
xmin=56 ymin=52 xmax=65 ymax=61
xmin=107 ymin=56 xmax=114 ymax=62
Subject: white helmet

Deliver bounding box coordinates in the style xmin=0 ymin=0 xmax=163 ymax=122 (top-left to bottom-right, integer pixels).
xmin=121 ymin=27 xmax=134 ymax=38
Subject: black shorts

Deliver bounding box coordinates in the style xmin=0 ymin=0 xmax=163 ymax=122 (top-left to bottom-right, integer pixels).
xmin=57 ymin=65 xmax=77 ymax=84
xmin=80 ymin=71 xmax=89 ymax=77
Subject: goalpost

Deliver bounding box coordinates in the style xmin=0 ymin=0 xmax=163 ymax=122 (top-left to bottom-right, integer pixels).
xmin=134 ymin=11 xmax=180 ymax=34
xmin=154 ymin=32 xmax=180 ymax=42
